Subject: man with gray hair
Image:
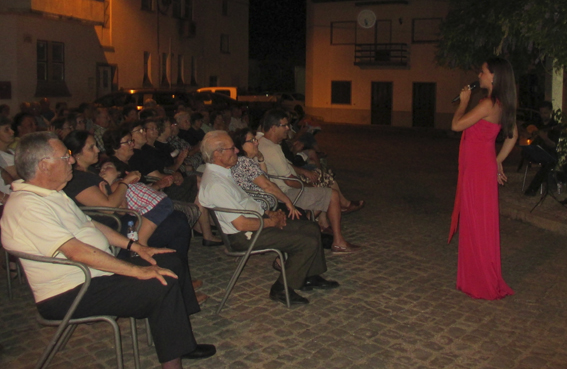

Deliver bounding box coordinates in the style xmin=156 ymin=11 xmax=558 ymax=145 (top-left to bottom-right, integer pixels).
xmin=1 ymin=132 xmax=215 ymax=368
xmin=199 ymin=130 xmax=339 ymax=305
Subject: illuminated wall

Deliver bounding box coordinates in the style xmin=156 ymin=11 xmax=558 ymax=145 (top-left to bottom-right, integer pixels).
xmin=0 ymin=0 xmax=249 ymax=112
xmin=306 ymin=0 xmax=476 ymax=128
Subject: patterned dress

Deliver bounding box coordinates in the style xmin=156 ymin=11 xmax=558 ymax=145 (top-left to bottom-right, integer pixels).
xmin=231 ymin=156 xmax=276 ymax=210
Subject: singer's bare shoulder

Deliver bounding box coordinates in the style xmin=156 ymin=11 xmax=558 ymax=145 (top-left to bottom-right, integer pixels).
xmin=452 ymin=98 xmax=499 ymax=132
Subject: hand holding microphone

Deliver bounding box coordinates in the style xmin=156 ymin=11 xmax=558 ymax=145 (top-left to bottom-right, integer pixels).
xmin=452 ymin=81 xmax=479 ymax=103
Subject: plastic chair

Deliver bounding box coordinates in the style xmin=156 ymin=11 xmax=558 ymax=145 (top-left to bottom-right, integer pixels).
xmin=206 ymin=207 xmax=291 ymax=313
xmin=6 ymin=249 xmax=140 ymax=369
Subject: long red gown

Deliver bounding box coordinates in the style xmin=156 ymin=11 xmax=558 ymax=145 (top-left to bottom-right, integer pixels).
xmin=448 ymin=119 xmax=514 ymax=300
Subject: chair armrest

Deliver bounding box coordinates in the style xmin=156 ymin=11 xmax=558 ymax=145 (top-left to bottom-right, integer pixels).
xmin=206 ymin=207 xmax=264 ymax=256
xmin=267 ymin=175 xmax=304 ymax=205
xmin=244 ymin=190 xmax=278 ymax=211
xmin=6 ymin=250 xmax=91 ymax=326
xmin=80 ymin=207 xmax=143 ymax=233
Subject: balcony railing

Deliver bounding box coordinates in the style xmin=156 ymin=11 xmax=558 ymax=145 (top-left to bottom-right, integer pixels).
xmin=354 ymin=43 xmax=408 ymax=67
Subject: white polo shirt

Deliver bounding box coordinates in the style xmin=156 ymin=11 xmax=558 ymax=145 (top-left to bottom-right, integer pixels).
xmin=1 ymin=180 xmax=113 ymax=302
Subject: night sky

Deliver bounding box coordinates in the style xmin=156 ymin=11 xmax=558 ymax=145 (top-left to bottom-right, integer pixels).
xmin=249 ymin=0 xmax=306 ymax=64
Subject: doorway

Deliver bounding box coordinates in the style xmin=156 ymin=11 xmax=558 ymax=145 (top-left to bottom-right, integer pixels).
xmin=371 ymin=82 xmax=392 ymax=125
xmin=412 ymin=82 xmax=436 ymax=127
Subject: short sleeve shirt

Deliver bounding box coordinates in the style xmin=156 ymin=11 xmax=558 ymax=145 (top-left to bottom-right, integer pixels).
xmin=1 ymin=180 xmax=113 ymax=302
xmin=199 ymin=163 xmax=264 ymax=234
xmin=258 ymin=137 xmax=296 ymax=191
xmin=63 ymin=170 xmax=102 ymax=206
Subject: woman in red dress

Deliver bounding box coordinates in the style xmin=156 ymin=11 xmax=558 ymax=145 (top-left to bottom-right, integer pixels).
xmin=448 ymin=57 xmax=517 ymax=300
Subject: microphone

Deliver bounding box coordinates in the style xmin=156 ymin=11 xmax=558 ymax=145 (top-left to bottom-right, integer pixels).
xmin=452 ymin=81 xmax=479 ymax=102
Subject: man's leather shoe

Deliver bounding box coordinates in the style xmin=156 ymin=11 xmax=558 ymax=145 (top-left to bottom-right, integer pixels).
xmin=202 ymin=239 xmax=223 ymax=246
xmin=182 ymin=344 xmax=216 ymax=360
xmin=269 ymin=283 xmax=309 ymax=305
xmin=300 ymin=275 xmax=340 ymax=291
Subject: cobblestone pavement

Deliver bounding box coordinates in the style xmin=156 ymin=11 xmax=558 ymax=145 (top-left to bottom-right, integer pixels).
xmin=2 ymin=124 xmax=567 ymax=368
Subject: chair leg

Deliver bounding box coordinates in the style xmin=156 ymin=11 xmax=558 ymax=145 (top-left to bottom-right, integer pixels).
xmin=101 ymin=317 xmax=124 ymax=369
xmin=276 ymin=251 xmax=291 ymax=309
xmin=57 ymin=324 xmax=77 ymax=352
xmin=522 ymin=163 xmax=530 ymax=192
xmin=130 ymin=318 xmax=141 ymax=369
xmin=36 ymin=324 xmax=75 ymax=369
xmin=145 ymin=318 xmax=153 ymax=347
xmin=5 ymin=250 xmax=12 ymax=299
xmin=216 ymin=255 xmax=252 ymax=314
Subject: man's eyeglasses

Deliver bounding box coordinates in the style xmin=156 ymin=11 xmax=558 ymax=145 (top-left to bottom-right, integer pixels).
xmin=132 ymin=128 xmax=145 ymax=134
xmin=41 ymin=149 xmax=73 ymax=162
xmin=277 ymin=123 xmax=290 ymax=128
xmin=245 ymin=138 xmax=258 ymax=143
xmin=217 ymin=146 xmax=237 ymax=152
xmin=120 ymin=139 xmax=134 ymax=145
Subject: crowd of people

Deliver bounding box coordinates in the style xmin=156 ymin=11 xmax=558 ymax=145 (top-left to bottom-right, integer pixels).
xmin=0 ymin=97 xmax=365 ymax=367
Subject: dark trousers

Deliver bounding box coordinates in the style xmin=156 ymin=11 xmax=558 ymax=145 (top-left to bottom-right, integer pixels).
xmin=37 ymin=254 xmax=199 ymax=363
xmin=228 ymin=220 xmax=326 ymax=289
xmin=119 ymin=210 xmax=191 ymax=264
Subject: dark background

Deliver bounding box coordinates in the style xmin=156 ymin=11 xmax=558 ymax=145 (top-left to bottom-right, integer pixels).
xmin=249 ymin=0 xmax=306 ymax=63
xmin=248 ymin=0 xmax=306 ymax=91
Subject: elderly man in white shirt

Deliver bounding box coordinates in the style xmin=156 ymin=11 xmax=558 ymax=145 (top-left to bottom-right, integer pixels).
xmin=198 ymin=130 xmax=339 ymax=305
xmin=1 ymin=132 xmax=215 ymax=368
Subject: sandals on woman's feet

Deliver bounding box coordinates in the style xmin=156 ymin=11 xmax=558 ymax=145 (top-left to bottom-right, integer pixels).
xmin=331 ymin=243 xmax=361 ymax=255
xmin=341 ymin=200 xmax=365 ymax=215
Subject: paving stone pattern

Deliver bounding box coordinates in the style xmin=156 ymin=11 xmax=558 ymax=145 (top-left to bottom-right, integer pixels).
xmin=1 ymin=124 xmax=567 ymax=368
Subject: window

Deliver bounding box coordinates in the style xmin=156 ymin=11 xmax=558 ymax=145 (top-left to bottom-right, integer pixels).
xmin=222 ymin=0 xmax=228 ymax=16
xmin=331 ymin=22 xmax=356 ymax=45
xmin=143 ymin=51 xmax=153 ymax=87
xmin=177 ymin=54 xmax=184 ymax=86
xmin=331 ymin=81 xmax=351 ymax=105
xmin=37 ymin=41 xmax=48 ymax=81
xmin=184 ymin=0 xmax=193 ymax=19
xmin=161 ymin=53 xmax=169 ymax=86
xmin=37 ymin=41 xmax=65 ymax=81
xmin=220 ymin=34 xmax=230 ymax=54
xmin=172 ymin=0 xmax=181 ymax=18
xmin=412 ymin=18 xmax=442 ymax=43
xmin=35 ymin=40 xmax=70 ymax=96
xmin=209 ymin=76 xmax=218 ymax=87
xmin=141 ymin=0 xmax=153 ymax=11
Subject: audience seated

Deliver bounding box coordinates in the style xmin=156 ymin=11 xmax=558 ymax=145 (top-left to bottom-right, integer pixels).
xmin=230 ymin=128 xmax=301 ymax=218
xmin=258 ymin=109 xmax=362 ymax=255
xmin=198 ymin=130 xmax=339 ymax=305
xmin=1 ymin=132 xmax=216 ymax=368
xmin=228 ymin=105 xmax=247 ymax=131
xmin=168 ymin=115 xmax=203 ymax=171
xmin=103 ymin=125 xmax=221 ymax=246
xmin=51 ymin=117 xmax=74 ymax=141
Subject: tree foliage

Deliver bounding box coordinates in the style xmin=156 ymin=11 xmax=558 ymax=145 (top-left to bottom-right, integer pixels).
xmin=436 ymin=0 xmax=567 ymax=74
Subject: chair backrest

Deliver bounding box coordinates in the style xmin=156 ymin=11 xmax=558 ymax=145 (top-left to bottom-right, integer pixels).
xmin=80 ymin=207 xmax=143 ymax=256
xmin=207 ymin=208 xmax=234 ymax=251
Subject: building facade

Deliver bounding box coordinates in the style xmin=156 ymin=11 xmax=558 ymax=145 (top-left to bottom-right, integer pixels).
xmin=306 ymin=0 xmax=476 ymax=128
xmin=0 ymin=0 xmax=249 ymax=111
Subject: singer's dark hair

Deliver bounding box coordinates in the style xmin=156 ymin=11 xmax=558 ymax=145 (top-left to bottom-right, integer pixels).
xmin=486 ymin=57 xmax=516 ymax=139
